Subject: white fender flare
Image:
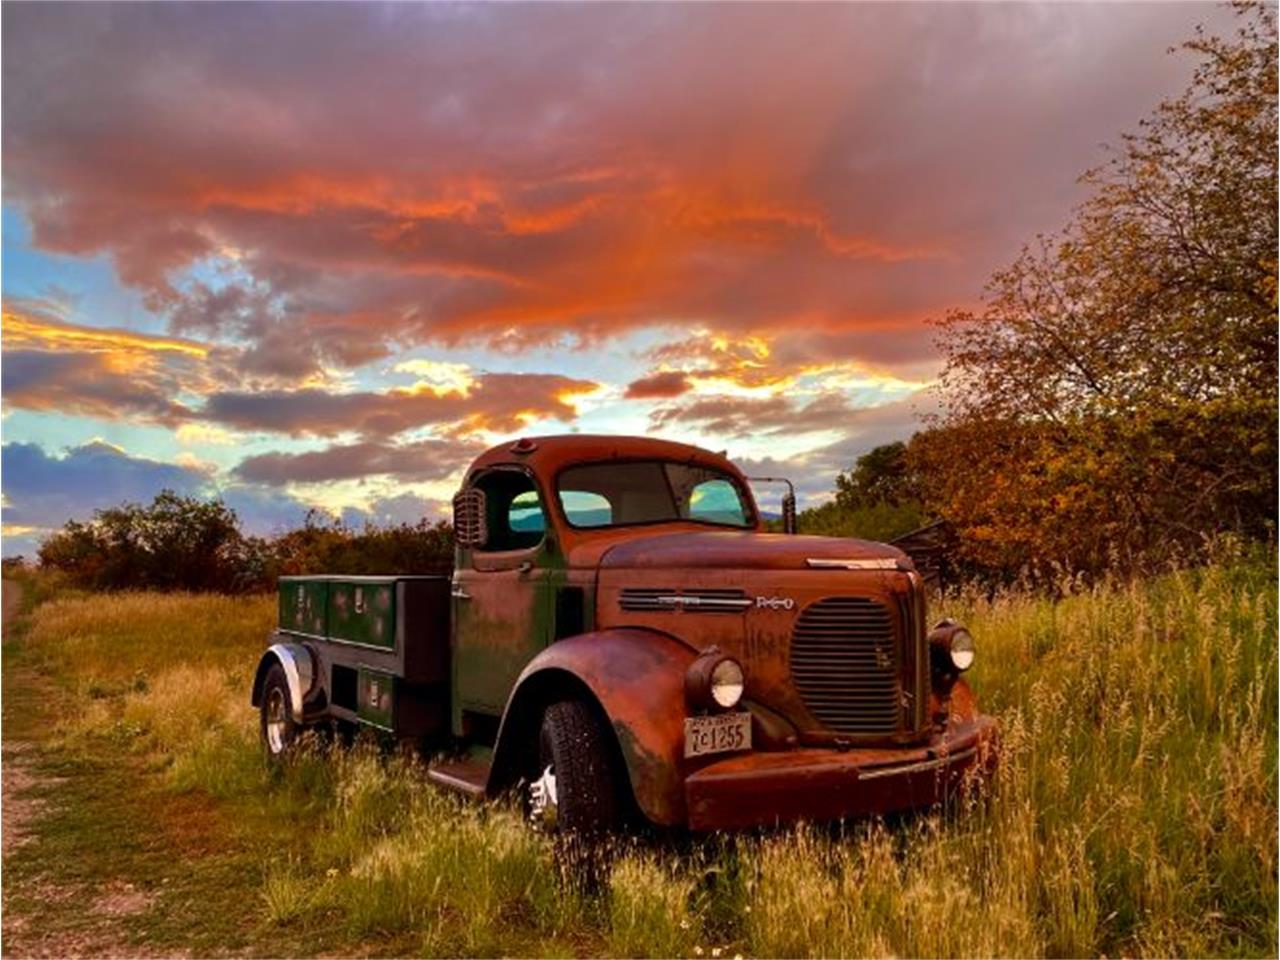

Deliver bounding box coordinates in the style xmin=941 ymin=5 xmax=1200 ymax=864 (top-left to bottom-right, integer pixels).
xmin=250 ymin=641 xmax=316 ymax=718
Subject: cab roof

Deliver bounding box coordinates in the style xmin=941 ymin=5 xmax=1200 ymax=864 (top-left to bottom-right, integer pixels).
xmin=466 ymin=434 xmax=744 ymax=482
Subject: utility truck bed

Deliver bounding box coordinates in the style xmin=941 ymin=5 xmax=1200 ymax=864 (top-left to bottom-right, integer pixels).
xmin=274 ymin=575 xmax=450 ymax=736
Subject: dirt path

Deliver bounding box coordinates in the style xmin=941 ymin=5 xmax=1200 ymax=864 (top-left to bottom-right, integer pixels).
xmin=1 ymin=578 xmax=38 ymax=857
xmin=2 ymin=578 xmax=22 ymax=629
xmin=1 ymin=583 xmax=211 ymax=958
xmin=2 ymin=579 xmax=142 ymax=958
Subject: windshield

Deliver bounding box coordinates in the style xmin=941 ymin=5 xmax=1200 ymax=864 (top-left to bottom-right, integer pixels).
xmin=557 ymin=460 xmax=754 ymax=529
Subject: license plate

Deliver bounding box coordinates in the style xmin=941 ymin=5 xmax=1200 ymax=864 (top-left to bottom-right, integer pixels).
xmin=684 ymin=712 xmax=752 ymax=758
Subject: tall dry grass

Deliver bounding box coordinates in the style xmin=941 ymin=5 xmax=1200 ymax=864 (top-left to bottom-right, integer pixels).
xmin=17 ymin=556 xmax=1277 ymax=957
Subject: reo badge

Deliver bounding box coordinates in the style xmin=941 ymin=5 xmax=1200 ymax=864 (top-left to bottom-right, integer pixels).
xmin=755 ymin=595 xmax=795 ymax=610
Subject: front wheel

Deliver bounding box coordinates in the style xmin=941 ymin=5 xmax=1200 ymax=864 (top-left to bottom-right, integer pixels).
xmin=528 ymin=699 xmax=622 ymax=836
xmin=260 ymin=662 xmax=298 ymax=760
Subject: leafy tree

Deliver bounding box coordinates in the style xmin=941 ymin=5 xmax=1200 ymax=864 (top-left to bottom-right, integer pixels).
xmin=923 ymin=3 xmax=1277 ymax=577
xmin=792 ymin=442 xmax=928 ymax=543
xmin=834 ymin=442 xmax=922 ymax=509
xmin=796 ymin=498 xmax=927 ymax=545
xmin=38 ymin=491 xmax=245 ymax=592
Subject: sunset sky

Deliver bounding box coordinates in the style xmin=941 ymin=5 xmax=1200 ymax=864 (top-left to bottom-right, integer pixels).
xmin=1 ymin=2 xmax=1232 ymax=556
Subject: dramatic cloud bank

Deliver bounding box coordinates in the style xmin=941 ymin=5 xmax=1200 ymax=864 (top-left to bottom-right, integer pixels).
xmin=0 ymin=2 xmax=1228 ymax=551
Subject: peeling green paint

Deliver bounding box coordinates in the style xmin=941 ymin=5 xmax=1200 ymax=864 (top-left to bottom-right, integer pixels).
xmin=357 ymin=667 xmax=395 ymax=730
xmin=327 ymin=581 xmax=396 ymax=649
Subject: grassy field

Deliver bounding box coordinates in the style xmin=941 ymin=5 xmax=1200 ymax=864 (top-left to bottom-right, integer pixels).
xmin=2 ymin=554 xmax=1276 ymax=958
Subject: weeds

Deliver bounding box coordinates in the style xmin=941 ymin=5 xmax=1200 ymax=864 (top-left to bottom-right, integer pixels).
xmin=11 ymin=558 xmax=1277 ymax=957
xmin=261 ymin=857 xmax=316 ymax=925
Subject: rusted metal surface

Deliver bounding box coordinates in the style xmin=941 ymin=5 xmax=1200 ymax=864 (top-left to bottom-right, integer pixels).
xmin=595 ymin=530 xmax=910 ymax=570
xmin=488 ymin=628 xmax=697 ymax=826
xmin=684 ymin=711 xmax=999 ymax=830
xmin=596 ymin=564 xmax=931 ymax=749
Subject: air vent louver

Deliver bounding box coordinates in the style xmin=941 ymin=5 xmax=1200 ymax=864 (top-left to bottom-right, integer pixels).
xmin=452 ymin=489 xmax=487 ymax=547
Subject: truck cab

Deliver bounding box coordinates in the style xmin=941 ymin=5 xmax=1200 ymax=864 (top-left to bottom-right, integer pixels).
xmin=252 ymin=434 xmax=997 ymax=832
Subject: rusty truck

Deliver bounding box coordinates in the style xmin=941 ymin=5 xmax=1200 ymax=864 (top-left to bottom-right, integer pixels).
xmin=251 ymin=434 xmax=998 ymax=832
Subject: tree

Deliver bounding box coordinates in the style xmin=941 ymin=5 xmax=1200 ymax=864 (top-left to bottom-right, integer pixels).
xmin=794 ymin=442 xmax=927 ymax=543
xmin=923 ymin=3 xmax=1277 ymax=577
xmin=834 ymin=442 xmax=921 ymax=509
xmin=38 ymin=495 xmax=456 ymax=592
xmin=39 ymin=491 xmax=246 ymax=592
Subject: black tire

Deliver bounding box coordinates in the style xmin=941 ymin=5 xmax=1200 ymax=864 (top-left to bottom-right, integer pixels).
xmin=260 ymin=662 xmax=298 ymax=760
xmin=530 ymin=699 xmax=622 ymax=836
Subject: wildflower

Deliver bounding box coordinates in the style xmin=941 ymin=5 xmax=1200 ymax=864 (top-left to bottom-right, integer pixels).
xmin=680 ymin=919 xmax=691 ymax=930
xmin=712 ymin=949 xmax=722 ymax=958
xmin=326 ymin=867 xmax=339 ymax=879
xmin=694 ymin=948 xmax=704 ymax=957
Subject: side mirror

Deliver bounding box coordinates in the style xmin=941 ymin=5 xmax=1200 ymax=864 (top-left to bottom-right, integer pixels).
xmin=782 ymin=492 xmax=797 ymax=535
xmin=746 ymin=475 xmax=798 ymax=535
xmin=452 ymin=488 xmax=488 ymax=548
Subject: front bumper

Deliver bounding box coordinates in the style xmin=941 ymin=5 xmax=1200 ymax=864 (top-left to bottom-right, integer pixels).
xmin=684 ymin=715 xmax=999 ymax=830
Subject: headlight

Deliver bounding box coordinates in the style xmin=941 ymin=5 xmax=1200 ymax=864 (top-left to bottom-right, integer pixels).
xmin=948 ymin=628 xmax=975 ymax=672
xmin=685 ymin=649 xmax=746 ymax=711
xmin=710 ymin=658 xmax=745 ymax=708
xmin=929 ymin=619 xmax=976 ymax=676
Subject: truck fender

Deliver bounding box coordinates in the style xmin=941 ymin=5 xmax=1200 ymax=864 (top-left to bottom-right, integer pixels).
xmin=250 ymin=641 xmax=316 ymax=718
xmin=488 ymin=628 xmax=696 ymax=827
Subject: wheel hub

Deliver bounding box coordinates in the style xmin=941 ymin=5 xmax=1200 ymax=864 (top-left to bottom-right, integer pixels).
xmin=265 ymin=687 xmax=287 ymax=754
xmin=528 ymin=763 xmax=558 ymax=830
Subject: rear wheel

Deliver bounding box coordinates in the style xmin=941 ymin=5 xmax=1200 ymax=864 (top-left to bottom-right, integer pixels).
xmin=527 ymin=699 xmax=621 ymax=836
xmin=260 ymin=662 xmax=298 ymax=760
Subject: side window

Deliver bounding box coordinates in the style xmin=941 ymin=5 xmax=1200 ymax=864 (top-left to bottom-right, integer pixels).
xmin=687 ymin=478 xmax=748 ymax=526
xmin=474 ymin=470 xmax=545 ymax=551
xmin=559 ymin=489 xmax=613 ymax=528
xmin=509 ymin=490 xmax=546 ymax=536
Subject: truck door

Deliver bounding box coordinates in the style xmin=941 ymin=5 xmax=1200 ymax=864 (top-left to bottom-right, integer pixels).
xmin=451 ymin=466 xmax=555 ymax=735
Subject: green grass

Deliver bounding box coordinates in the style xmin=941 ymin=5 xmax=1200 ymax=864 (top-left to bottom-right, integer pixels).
xmin=2 ymin=557 xmax=1276 ymax=957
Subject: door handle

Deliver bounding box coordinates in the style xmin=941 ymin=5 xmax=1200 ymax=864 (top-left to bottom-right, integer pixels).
xmin=451 ymin=588 xmax=471 ymax=600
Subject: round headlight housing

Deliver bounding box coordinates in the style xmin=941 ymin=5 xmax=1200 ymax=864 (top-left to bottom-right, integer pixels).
xmin=685 ymin=648 xmax=746 ymax=711
xmin=928 ymin=619 xmax=976 ymax=677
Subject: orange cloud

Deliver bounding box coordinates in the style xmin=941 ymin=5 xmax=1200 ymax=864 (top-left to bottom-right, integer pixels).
xmin=3 ymin=305 xmax=209 ymax=359
xmin=640 ymin=331 xmax=932 ymax=399
xmin=199 ymin=372 xmax=601 ymax=440
xmin=4 ymin=3 xmax=1227 ymax=385
xmin=0 ymin=300 xmax=600 ymax=440
xmin=1 ymin=301 xmax=229 ymax=424
xmin=624 ymin=371 xmax=694 ymax=400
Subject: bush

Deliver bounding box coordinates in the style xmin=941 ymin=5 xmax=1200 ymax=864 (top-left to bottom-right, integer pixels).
xmin=38 ymin=491 xmax=244 ymax=592
xmin=36 ymin=493 xmax=454 ymax=593
xmin=795 ymin=498 xmax=928 ymax=544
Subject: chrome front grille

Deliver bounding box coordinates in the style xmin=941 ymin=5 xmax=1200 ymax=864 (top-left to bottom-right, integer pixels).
xmin=619 ymin=587 xmax=751 ymax=612
xmin=790 ymin=596 xmax=900 ymax=734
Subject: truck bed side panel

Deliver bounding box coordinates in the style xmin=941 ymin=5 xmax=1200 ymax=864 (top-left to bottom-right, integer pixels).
xmin=276 ymin=575 xmax=451 ymax=738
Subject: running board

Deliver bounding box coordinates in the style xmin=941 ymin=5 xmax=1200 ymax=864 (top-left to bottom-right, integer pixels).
xmin=426 ymin=757 xmax=491 ymax=798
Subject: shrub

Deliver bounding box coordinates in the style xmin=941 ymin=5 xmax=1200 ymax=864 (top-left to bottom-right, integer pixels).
xmin=36 ymin=493 xmax=455 ymax=593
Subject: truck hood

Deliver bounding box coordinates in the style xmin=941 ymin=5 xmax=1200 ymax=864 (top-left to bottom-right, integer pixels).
xmin=596 ymin=529 xmax=908 ymax=571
